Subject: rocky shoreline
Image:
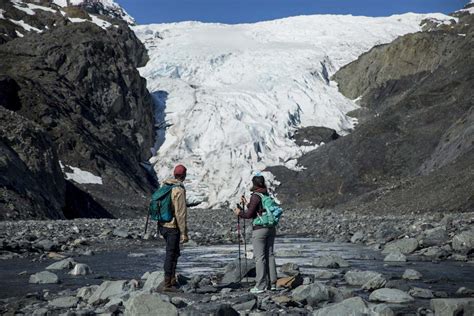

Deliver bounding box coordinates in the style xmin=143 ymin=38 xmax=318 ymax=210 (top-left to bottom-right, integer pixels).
xmin=0 ymin=209 xmax=473 ymax=315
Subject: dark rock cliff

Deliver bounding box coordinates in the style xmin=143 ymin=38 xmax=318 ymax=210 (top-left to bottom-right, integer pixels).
xmin=0 ymin=1 xmax=155 ymax=219
xmin=270 ymin=14 xmax=474 ymax=213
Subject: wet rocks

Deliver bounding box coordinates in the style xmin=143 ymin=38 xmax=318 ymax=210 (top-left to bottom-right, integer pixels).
xmin=369 ymin=288 xmax=414 ymax=304
xmin=383 ymin=251 xmax=407 ymax=262
xmin=69 ymin=263 xmax=92 ymax=276
xmin=430 ymin=298 xmax=474 ymax=315
xmin=362 ymin=274 xmax=387 ymax=291
xmin=29 ymin=271 xmax=59 ymax=284
xmin=313 ymin=297 xmax=368 ymax=315
xmin=452 ymin=229 xmax=474 ymax=253
xmin=291 ymin=282 xmax=330 ymax=306
xmin=124 ymin=293 xmax=177 ymax=316
xmin=142 ymin=271 xmax=165 ymax=292
xmin=344 ymin=270 xmax=383 ymax=286
xmin=312 ymin=255 xmax=350 ymax=268
xmin=48 ymin=296 xmax=79 ymax=309
xmin=46 ymin=257 xmax=76 ymax=270
xmin=409 ymin=287 xmax=434 ymax=299
xmin=402 ymin=269 xmax=422 ymax=280
xmin=382 ymin=238 xmax=418 ymax=255
xmin=88 ymin=280 xmax=130 ymax=305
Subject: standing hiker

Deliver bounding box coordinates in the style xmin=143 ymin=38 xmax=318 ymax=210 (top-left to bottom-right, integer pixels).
xmin=234 ymin=174 xmax=279 ymax=294
xmin=159 ymin=164 xmax=189 ymax=292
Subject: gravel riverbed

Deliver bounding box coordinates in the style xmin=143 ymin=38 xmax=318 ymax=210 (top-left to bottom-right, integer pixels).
xmin=0 ymin=209 xmax=473 ymax=315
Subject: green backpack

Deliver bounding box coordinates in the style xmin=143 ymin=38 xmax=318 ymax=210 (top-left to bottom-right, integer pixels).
xmin=149 ymin=184 xmax=181 ymax=222
xmin=252 ymin=193 xmax=283 ymax=227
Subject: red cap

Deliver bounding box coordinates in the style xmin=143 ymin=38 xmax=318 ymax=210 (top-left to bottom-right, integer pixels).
xmin=174 ymin=164 xmax=187 ymax=177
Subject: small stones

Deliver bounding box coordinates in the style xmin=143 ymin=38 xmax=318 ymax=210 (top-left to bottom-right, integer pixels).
xmin=402 ymin=269 xmax=422 ymax=280
xmin=113 ymin=228 xmax=130 ymax=238
xmin=29 ymin=271 xmax=59 ymax=284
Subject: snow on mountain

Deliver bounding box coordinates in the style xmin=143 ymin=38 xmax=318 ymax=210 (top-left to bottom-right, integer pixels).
xmin=53 ymin=0 xmax=135 ymax=24
xmin=134 ymin=13 xmax=453 ymax=208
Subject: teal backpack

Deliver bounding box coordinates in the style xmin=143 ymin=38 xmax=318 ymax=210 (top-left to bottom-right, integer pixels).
xmin=149 ymin=184 xmax=181 ymax=222
xmin=252 ymin=193 xmax=283 ymax=227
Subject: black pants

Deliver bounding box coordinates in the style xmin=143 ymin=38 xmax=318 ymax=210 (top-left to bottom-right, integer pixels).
xmin=159 ymin=226 xmax=181 ymax=278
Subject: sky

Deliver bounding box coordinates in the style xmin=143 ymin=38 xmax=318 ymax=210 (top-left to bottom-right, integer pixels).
xmin=115 ymin=0 xmax=466 ymax=25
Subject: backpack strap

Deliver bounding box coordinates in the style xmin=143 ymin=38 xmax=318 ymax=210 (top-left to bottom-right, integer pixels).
xmin=252 ymin=192 xmax=265 ymax=214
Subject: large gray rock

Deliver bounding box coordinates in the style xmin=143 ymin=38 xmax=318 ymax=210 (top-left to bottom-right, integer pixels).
xmin=313 ymin=255 xmax=350 ymax=268
xmin=220 ymin=259 xmax=256 ymax=284
xmin=124 ymin=293 xmax=177 ymax=316
xmin=419 ymin=226 xmax=448 ymax=247
xmin=88 ymin=280 xmax=129 ymax=305
xmin=344 ymin=270 xmax=383 ymax=286
xmin=382 ymin=238 xmax=418 ymax=254
xmin=362 ymin=275 xmax=387 ymax=291
xmin=69 ymin=263 xmax=92 ymax=276
xmin=292 ymin=282 xmax=330 ymax=306
xmin=430 ymin=298 xmax=474 ymax=316
xmin=452 ymin=229 xmax=474 ymax=253
xmin=29 ymin=271 xmax=59 ymax=284
xmin=409 ymin=287 xmax=434 ymax=299
xmin=142 ymin=271 xmax=165 ymax=292
xmin=49 ymin=296 xmax=79 ymax=308
xmin=369 ymin=288 xmax=414 ymax=303
xmin=313 ymin=297 xmax=368 ymax=316
xmin=46 ymin=258 xmax=76 ymax=270
xmin=383 ymin=251 xmax=407 ymax=262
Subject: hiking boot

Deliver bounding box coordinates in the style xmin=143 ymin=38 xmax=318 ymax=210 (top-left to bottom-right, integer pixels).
xmin=162 ymin=276 xmax=179 ymax=292
xmin=170 ymin=275 xmax=178 ymax=286
xmin=249 ymin=287 xmax=265 ymax=294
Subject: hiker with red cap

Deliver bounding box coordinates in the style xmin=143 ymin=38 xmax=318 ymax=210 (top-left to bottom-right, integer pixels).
xmin=158 ymin=164 xmax=189 ymax=291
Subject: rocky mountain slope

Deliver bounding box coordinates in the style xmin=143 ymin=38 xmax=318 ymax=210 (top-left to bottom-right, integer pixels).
xmin=0 ymin=0 xmax=155 ymax=220
xmin=270 ymin=12 xmax=473 ymax=213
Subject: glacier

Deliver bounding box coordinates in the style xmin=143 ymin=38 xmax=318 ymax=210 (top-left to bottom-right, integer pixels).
xmin=133 ymin=13 xmax=452 ymax=208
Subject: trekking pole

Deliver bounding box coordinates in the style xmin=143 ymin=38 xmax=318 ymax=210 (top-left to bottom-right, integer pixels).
xmin=237 ymin=214 xmax=242 ymax=282
xmin=241 ymin=198 xmax=248 ymax=285
xmin=144 ymin=207 xmax=150 ymax=236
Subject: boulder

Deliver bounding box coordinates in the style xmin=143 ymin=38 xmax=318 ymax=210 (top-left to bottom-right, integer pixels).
xmin=409 ymin=287 xmax=434 ymax=299
xmin=452 ymin=230 xmax=474 ymax=253
xmin=29 ymin=271 xmax=59 ymax=284
xmin=142 ymin=271 xmax=165 ymax=292
xmin=419 ymin=226 xmax=448 ymax=247
xmin=351 ymin=231 xmax=365 ymax=244
xmin=124 ymin=293 xmax=177 ymax=316
xmin=69 ymin=263 xmax=92 ymax=276
xmin=383 ymin=251 xmax=407 ymax=262
xmin=313 ymin=255 xmax=350 ymax=268
xmin=382 ymin=238 xmax=418 ymax=254
xmin=369 ymin=288 xmax=414 ymax=303
xmin=369 ymin=304 xmax=394 ymax=316
xmin=362 ymin=275 xmax=387 ymax=291
xmin=402 ymin=269 xmax=422 ymax=280
xmin=344 ymin=270 xmax=383 ymax=286
xmin=46 ymin=257 xmax=76 ymax=270
xmin=220 ymin=259 xmax=256 ymax=284
xmin=279 ymin=262 xmax=300 ymax=276
xmin=77 ymin=285 xmax=99 ymax=300
xmin=49 ymin=296 xmax=79 ymax=308
xmin=292 ymin=282 xmax=330 ymax=306
xmin=314 ymin=270 xmax=338 ymax=279
xmin=430 ymin=298 xmax=474 ymax=316
xmin=88 ymin=280 xmax=129 ymax=305
xmin=313 ymin=297 xmax=368 ymax=316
